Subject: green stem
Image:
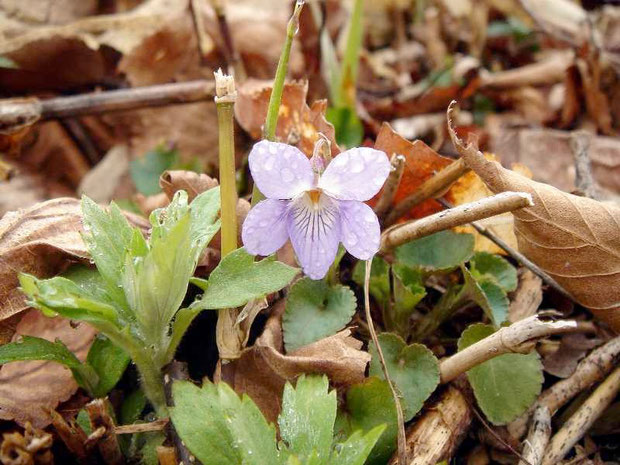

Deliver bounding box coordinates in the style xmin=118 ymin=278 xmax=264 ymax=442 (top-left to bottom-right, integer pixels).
xmin=132 ymin=348 xmax=168 ymax=418
xmin=412 ymin=285 xmax=467 ymax=341
xmin=215 ymin=73 xmax=238 ymax=257
xmin=251 ymin=0 xmax=305 ymax=206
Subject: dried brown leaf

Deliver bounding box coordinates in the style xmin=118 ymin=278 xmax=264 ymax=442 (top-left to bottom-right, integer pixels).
xmin=508 ymin=269 xmax=543 ymax=323
xmin=0 ymin=310 xmax=97 ymax=428
xmin=543 ymin=333 xmax=602 ymax=379
xmin=159 ymin=170 xmax=218 ymax=202
xmin=373 ymin=122 xmax=452 ymax=221
xmin=219 ymin=301 xmax=370 ymax=423
xmin=0 ymin=197 xmax=149 ymax=322
xmin=78 ymin=145 xmax=131 ymax=204
xmin=234 ymin=79 xmax=339 ymax=157
xmin=449 ymin=103 xmax=620 ymax=331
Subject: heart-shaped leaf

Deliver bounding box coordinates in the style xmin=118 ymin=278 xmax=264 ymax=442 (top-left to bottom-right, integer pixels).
xmin=283 ymin=278 xmax=356 ymax=352
xmin=395 ymin=230 xmax=474 ymax=272
xmin=461 ymin=266 xmax=509 ymax=326
xmin=458 ymin=323 xmax=543 ymax=424
xmin=470 ymin=252 xmax=517 ymax=292
xmin=368 ymin=333 xmax=439 ymax=421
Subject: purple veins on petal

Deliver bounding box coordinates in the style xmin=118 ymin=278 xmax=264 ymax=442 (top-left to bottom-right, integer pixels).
xmin=288 ymin=191 xmax=341 ymax=280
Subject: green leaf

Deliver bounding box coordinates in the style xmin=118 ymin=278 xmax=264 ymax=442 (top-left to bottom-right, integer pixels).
xmin=171 ymin=380 xmax=284 ymax=465
xmin=192 ymin=248 xmax=298 ymax=310
xmin=19 ymin=274 xmax=119 ymax=329
xmin=278 ymin=375 xmax=336 ymax=463
xmin=458 ymin=324 xmax=543 ymax=424
xmin=331 ymin=426 xmax=386 ymax=465
xmin=352 ymin=257 xmax=390 ymax=310
xmin=120 ymin=390 xmax=147 ymax=426
xmin=326 ymin=107 xmax=363 ymax=148
xmin=344 ymin=377 xmax=398 ymax=465
xmin=283 ymin=278 xmax=356 ymax=352
xmin=0 ymin=336 xmax=98 ymax=395
xmin=81 ymin=196 xmax=137 ymax=290
xmin=130 ymin=145 xmax=178 ymax=195
xmin=188 ymin=187 xmax=222 ymax=260
xmin=395 ymin=230 xmax=475 ymax=271
xmin=369 ymin=333 xmax=440 ymax=421
xmin=87 ymin=335 xmax=130 ymax=398
xmin=461 ymin=266 xmax=509 ymax=326
xmin=470 ymin=252 xmax=518 ymax=292
xmin=391 ymin=264 xmax=426 ymax=333
xmin=122 ymin=213 xmax=194 ymax=347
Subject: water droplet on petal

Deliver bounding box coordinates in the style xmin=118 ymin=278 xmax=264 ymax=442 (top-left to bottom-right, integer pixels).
xmin=259 ymin=220 xmax=269 ymax=227
xmin=350 ymin=157 xmax=364 ymax=173
xmin=268 ymin=144 xmax=278 ymax=155
xmin=281 ymin=168 xmax=295 ymax=182
xmin=364 ymin=210 xmax=376 ymax=222
xmin=264 ymin=156 xmax=276 ymax=171
xmin=347 ymin=233 xmax=358 ymax=245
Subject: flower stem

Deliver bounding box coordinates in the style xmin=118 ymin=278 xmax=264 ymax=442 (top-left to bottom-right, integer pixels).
xmin=332 ymin=0 xmax=364 ymax=107
xmin=251 ymin=0 xmax=305 ymax=206
xmin=131 ymin=346 xmax=168 ymax=418
xmin=215 ymin=69 xmax=239 ymax=256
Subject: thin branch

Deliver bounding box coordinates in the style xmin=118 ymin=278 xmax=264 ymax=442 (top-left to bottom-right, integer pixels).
xmin=570 ymin=131 xmax=600 ymax=200
xmin=208 ymin=0 xmax=247 ymax=80
xmin=385 ymin=158 xmax=469 ymax=226
xmin=374 ymin=154 xmax=406 ymax=223
xmin=518 ymin=407 xmax=551 ymax=465
xmin=380 ymin=192 xmax=533 ymax=253
xmin=542 ymin=367 xmax=620 ymax=465
xmin=439 ymin=315 xmax=577 ymax=384
xmin=364 ymin=260 xmax=407 ymax=465
xmin=437 ymin=198 xmax=574 ymax=300
xmin=113 ymin=419 xmax=169 ymax=435
xmin=85 ymin=399 xmax=124 ymax=465
xmin=509 ymin=335 xmax=620 ymax=439
xmin=0 ymin=81 xmax=216 ymax=131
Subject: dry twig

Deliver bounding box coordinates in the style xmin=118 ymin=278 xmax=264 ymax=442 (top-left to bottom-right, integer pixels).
xmin=85 ymin=399 xmax=124 ymax=465
xmin=439 ymin=315 xmax=577 ymax=383
xmin=518 ymin=407 xmax=551 ymax=465
xmin=388 ymin=386 xmax=473 ymax=465
xmin=375 ymin=154 xmax=406 ymax=223
xmin=570 ymin=131 xmax=600 ymax=200
xmin=385 ymin=158 xmax=470 ymax=226
xmin=542 ymin=367 xmax=620 ymax=465
xmin=49 ymin=409 xmax=88 ymax=460
xmin=113 ymin=419 xmax=169 ymax=435
xmin=510 ymin=336 xmax=620 ymax=438
xmin=0 ymin=81 xmax=216 ymax=132
xmin=380 ymin=192 xmax=533 ymax=253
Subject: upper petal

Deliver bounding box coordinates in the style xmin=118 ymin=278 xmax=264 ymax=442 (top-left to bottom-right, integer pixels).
xmin=288 ymin=192 xmax=341 ymax=280
xmin=318 ymin=147 xmax=390 ymax=201
xmin=248 ymin=140 xmax=314 ymax=199
xmin=242 ymin=199 xmax=290 ymax=256
xmin=339 ymin=200 xmax=381 ymax=260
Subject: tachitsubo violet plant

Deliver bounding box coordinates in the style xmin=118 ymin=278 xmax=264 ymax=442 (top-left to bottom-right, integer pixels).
xmin=242 ymin=140 xmax=391 ymax=279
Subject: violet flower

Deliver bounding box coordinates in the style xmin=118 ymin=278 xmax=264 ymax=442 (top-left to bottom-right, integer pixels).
xmin=242 ymin=140 xmax=390 ymax=279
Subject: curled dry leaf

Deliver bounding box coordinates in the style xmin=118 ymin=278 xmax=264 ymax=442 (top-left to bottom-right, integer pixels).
xmin=450 ymin=154 xmax=533 ymax=254
xmin=449 ymin=103 xmax=620 ymax=331
xmin=0 ymin=421 xmax=54 ymax=465
xmin=160 ymin=170 xmax=219 ymax=202
xmin=0 ymin=197 xmax=150 ymax=322
xmin=508 ymin=269 xmax=543 ymax=323
xmin=373 ymin=122 xmax=453 ymax=221
xmin=218 ymin=301 xmax=370 ymax=423
xmin=234 ymin=79 xmax=339 ymax=157
xmin=543 ymin=333 xmax=602 ymax=379
xmin=0 ymin=310 xmax=97 ymax=428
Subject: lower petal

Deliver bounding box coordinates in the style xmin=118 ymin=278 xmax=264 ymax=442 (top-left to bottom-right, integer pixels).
xmin=288 ymin=193 xmax=341 ymax=280
xmin=241 ymin=199 xmax=289 ymax=256
xmin=339 ymin=200 xmax=381 ymax=260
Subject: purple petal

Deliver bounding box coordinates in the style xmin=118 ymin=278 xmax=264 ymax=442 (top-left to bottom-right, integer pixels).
xmin=248 ymin=140 xmax=314 ymax=200
xmin=287 ymin=192 xmax=341 ymax=280
xmin=318 ymin=147 xmax=390 ymax=201
xmin=339 ymin=200 xmax=381 ymax=260
xmin=242 ymin=199 xmax=290 ymax=256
